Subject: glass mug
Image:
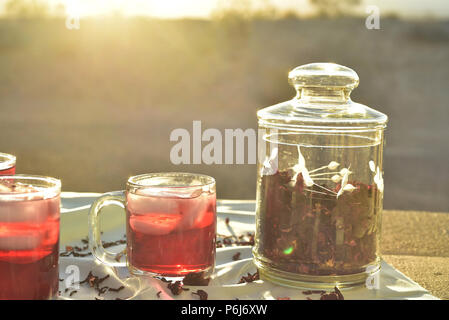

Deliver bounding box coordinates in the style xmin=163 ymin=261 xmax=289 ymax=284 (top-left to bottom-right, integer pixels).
xmin=0 ymin=153 xmax=16 ymax=175
xmin=0 ymin=175 xmax=61 ymax=300
xmin=89 ymin=173 xmax=217 ymax=277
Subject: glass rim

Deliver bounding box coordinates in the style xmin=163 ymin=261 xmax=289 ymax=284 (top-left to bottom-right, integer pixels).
xmin=0 ymin=152 xmax=16 ymax=170
xmin=0 ymin=174 xmax=61 ymax=200
xmin=126 ymin=172 xmax=216 ymax=190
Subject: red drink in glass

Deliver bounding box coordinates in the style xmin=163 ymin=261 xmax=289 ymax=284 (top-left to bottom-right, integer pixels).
xmin=0 ymin=153 xmax=16 ymax=175
xmin=0 ymin=176 xmax=60 ymax=300
xmin=89 ymin=173 xmax=216 ymax=278
xmin=126 ymin=191 xmax=216 ymax=276
xmin=0 ymin=167 xmax=15 ymax=175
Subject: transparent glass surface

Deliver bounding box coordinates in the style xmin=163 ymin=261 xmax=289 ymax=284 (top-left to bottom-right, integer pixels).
xmin=254 ymin=63 xmax=388 ymax=289
xmin=0 ymin=175 xmax=61 ymax=300
xmin=126 ymin=173 xmax=216 ymax=277
xmin=0 ymin=153 xmax=16 ymax=175
xmin=89 ymin=173 xmax=216 ymax=278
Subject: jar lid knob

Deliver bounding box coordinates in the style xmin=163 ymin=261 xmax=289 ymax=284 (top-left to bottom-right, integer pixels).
xmin=288 ymin=63 xmax=359 ymax=91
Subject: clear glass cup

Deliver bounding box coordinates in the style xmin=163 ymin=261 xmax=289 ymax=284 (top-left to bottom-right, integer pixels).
xmin=0 ymin=175 xmax=61 ymax=300
xmin=254 ymin=63 xmax=388 ymax=289
xmin=0 ymin=153 xmax=16 ymax=175
xmin=89 ymin=173 xmax=217 ymax=278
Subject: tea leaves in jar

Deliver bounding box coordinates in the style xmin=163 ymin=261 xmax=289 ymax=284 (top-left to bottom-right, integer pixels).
xmin=256 ymin=145 xmax=383 ymax=276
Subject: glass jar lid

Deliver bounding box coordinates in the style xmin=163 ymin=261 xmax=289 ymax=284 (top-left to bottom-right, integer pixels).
xmin=257 ymin=63 xmax=388 ymax=131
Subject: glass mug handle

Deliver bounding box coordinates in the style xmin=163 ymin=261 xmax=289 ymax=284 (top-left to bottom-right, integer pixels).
xmin=88 ymin=191 xmax=127 ymax=267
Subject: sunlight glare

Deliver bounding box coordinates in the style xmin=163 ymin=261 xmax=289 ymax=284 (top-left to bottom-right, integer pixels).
xmin=62 ymin=0 xmax=211 ymax=18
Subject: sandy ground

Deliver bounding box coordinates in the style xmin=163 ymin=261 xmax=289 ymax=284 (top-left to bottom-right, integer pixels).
xmin=382 ymin=210 xmax=449 ymax=299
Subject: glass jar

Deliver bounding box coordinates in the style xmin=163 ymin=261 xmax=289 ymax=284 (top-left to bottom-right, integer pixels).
xmin=253 ymin=63 xmax=388 ymax=289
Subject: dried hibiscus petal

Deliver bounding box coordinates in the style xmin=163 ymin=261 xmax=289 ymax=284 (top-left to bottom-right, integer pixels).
xmin=238 ymin=270 xmax=259 ymax=284
xmin=320 ymin=287 xmax=344 ymax=300
xmin=183 ymin=272 xmax=210 ymax=286
xmin=167 ymin=281 xmax=185 ymax=295
xmin=192 ymin=290 xmax=208 ymax=300
xmin=255 ymin=169 xmax=380 ymax=276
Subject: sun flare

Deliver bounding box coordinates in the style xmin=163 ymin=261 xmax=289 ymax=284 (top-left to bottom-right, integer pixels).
xmin=63 ymin=0 xmax=212 ymax=18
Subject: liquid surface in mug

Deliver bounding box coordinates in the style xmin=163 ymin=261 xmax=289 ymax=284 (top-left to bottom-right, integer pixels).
xmin=126 ymin=190 xmax=216 ymax=276
xmin=0 ymin=184 xmax=59 ymax=300
xmin=0 ymin=166 xmax=15 ymax=175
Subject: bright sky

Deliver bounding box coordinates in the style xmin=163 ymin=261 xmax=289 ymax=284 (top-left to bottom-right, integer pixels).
xmin=3 ymin=0 xmax=449 ymax=19
xmin=62 ymin=0 xmax=313 ymax=18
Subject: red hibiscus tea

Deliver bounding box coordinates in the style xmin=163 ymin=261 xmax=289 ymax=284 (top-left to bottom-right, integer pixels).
xmin=126 ymin=190 xmax=216 ymax=276
xmin=0 ymin=167 xmax=15 ymax=175
xmin=0 ymin=153 xmax=16 ymax=175
xmin=0 ymin=176 xmax=60 ymax=300
xmin=89 ymin=173 xmax=216 ymax=278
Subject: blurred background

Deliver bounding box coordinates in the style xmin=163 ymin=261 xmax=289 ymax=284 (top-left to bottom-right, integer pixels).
xmin=0 ymin=0 xmax=448 ymax=211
